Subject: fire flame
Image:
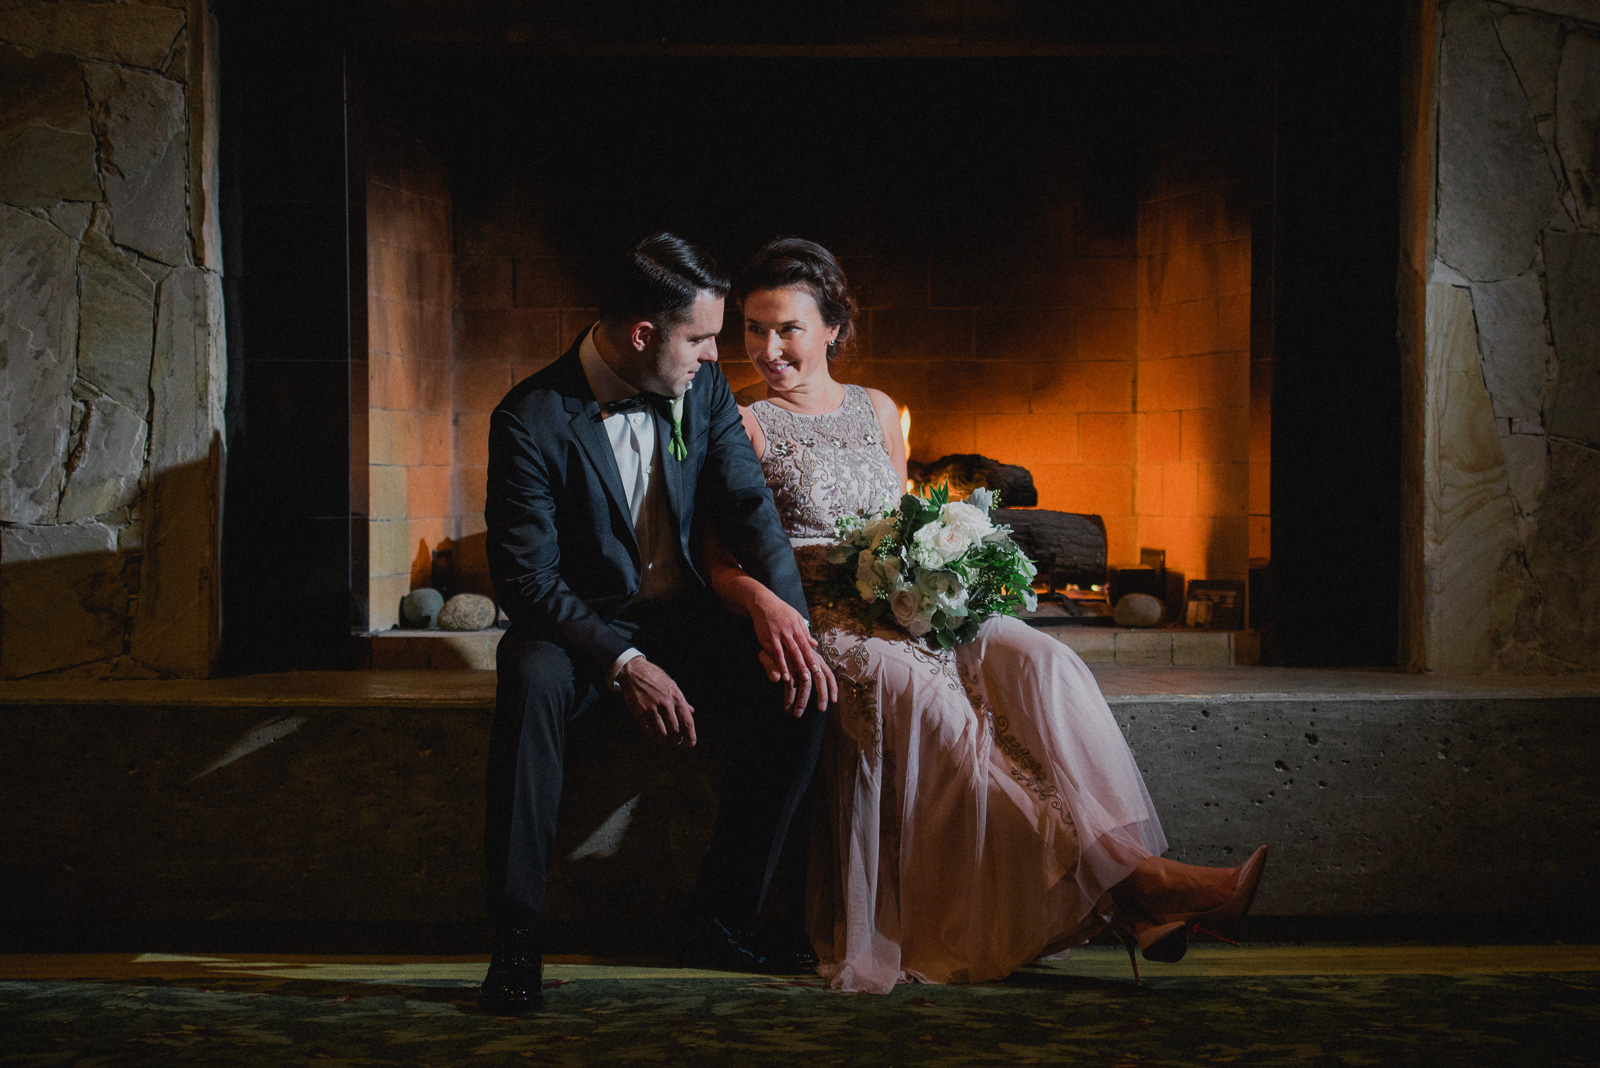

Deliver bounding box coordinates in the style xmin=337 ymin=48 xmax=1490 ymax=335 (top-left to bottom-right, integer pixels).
xmin=900 ymin=405 xmax=913 ymax=492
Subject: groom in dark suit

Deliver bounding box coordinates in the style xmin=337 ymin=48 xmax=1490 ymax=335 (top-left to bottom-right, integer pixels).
xmin=479 ymin=233 xmax=835 ymax=1014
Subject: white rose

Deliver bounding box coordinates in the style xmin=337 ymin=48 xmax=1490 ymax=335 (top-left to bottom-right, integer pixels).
xmin=912 ymin=521 xmax=971 ymax=568
xmin=933 ymin=524 xmax=970 ymax=564
xmin=940 ymin=500 xmax=994 ymax=543
xmin=910 ymin=523 xmax=947 ymax=569
xmin=915 ymin=568 xmax=969 ymax=616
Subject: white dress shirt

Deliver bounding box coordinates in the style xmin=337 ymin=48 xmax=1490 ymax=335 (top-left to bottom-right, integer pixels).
xmin=579 ymin=325 xmax=686 ymax=689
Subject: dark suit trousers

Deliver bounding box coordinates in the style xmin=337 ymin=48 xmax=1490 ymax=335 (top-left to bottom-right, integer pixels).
xmin=484 ymin=595 xmax=829 ymax=931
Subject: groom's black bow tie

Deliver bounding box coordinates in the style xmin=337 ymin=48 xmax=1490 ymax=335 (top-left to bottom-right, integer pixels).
xmin=602 ymin=393 xmax=654 ymax=416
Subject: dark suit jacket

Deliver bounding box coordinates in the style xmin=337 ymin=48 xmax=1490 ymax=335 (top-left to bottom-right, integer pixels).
xmin=485 ymin=327 xmax=808 ymax=680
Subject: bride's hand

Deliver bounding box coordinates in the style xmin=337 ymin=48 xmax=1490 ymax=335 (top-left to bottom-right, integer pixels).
xmin=749 ymin=591 xmax=837 ymax=716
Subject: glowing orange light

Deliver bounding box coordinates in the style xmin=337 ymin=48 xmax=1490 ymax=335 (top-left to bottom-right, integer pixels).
xmin=900 ymin=405 xmax=913 ymax=492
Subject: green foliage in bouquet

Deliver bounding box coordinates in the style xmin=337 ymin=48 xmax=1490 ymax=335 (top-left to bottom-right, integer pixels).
xmin=830 ymin=483 xmax=1039 ymax=648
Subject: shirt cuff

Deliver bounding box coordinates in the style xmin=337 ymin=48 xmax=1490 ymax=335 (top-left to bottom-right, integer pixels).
xmin=609 ymin=647 xmax=644 ymax=691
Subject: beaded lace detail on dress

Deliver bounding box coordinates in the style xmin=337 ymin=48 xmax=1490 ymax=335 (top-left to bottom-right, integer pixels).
xmin=749 ymin=382 xmax=1167 ymax=996
xmin=750 ymin=385 xmax=903 ymax=542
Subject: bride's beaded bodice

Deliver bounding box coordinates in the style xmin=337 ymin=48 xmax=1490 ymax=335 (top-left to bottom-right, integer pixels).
xmin=751 ymin=385 xmax=903 ymax=546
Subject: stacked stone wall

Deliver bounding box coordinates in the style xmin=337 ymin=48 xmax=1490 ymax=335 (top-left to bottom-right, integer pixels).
xmin=0 ymin=0 xmax=223 ymax=678
xmin=1407 ymin=0 xmax=1600 ymax=672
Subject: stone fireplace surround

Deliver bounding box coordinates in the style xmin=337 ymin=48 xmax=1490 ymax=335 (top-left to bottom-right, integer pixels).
xmin=362 ymin=54 xmax=1270 ymax=633
xmin=209 ymin=2 xmax=1438 ymax=676
xmin=21 ymin=4 xmax=1590 ymax=678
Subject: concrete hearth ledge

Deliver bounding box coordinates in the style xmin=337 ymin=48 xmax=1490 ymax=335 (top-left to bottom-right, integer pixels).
xmin=1 ymin=667 xmax=1597 ymax=707
xmin=2 ymin=666 xmax=1596 ymax=931
xmin=1091 ymin=666 xmax=1600 ymax=701
xmin=0 ymin=670 xmax=497 ymax=708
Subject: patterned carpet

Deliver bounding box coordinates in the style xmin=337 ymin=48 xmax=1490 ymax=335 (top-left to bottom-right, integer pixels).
xmin=1 ymin=947 xmax=1596 ymax=1066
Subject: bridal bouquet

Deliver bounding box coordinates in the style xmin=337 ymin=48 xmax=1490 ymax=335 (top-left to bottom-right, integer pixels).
xmin=829 ymin=484 xmax=1039 ymax=648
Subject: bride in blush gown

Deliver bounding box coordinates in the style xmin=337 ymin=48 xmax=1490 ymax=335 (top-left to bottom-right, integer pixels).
xmin=705 ymin=237 xmax=1267 ymax=994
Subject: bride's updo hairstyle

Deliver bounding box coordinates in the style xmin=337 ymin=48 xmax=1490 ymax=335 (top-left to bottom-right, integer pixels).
xmin=739 ymin=237 xmax=858 ymax=362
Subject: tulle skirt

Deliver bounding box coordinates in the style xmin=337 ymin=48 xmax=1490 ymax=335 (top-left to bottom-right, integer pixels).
xmin=807 ymin=610 xmax=1168 ymax=993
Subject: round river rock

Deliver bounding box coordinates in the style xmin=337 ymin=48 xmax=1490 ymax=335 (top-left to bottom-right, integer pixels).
xmin=438 ymin=593 xmax=497 ymax=631
xmin=400 ymin=587 xmax=445 ymax=629
xmin=1113 ymin=592 xmax=1164 ymax=627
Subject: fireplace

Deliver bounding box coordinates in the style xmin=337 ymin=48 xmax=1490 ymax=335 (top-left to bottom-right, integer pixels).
xmin=360 ymin=53 xmax=1271 ymax=632
xmin=220 ymin=3 xmax=1408 ymax=673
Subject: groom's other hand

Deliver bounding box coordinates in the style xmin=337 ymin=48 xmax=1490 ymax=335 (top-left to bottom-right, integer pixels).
xmin=748 ymin=592 xmax=838 ymax=717
xmin=617 ymin=658 xmax=698 ymax=747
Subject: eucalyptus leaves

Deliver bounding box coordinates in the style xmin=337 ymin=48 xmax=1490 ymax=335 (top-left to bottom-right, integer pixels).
xmin=830 ymin=484 xmax=1039 ymax=648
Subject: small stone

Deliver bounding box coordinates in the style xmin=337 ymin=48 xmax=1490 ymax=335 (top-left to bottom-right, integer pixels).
xmin=129 ymin=268 xmax=224 ymax=677
xmin=0 ymin=523 xmax=126 ymax=678
xmin=1470 ymin=268 xmax=1554 ymax=426
xmin=1527 ymin=441 xmax=1600 ymax=671
xmin=77 ymin=227 xmax=157 ymax=418
xmin=58 ymin=394 xmax=147 ymax=521
xmin=0 ymin=206 xmax=77 ymax=524
xmin=0 ymin=2 xmax=187 ymax=70
xmin=438 ymin=593 xmax=497 ymax=632
xmin=1544 ymin=231 xmax=1600 ymax=446
xmin=0 ymin=47 xmax=101 ymax=205
xmin=1425 ymin=281 xmax=1523 ymax=671
xmin=1494 ymin=11 xmax=1560 ymax=120
xmin=401 ymin=588 xmax=445 ymax=629
xmin=85 ymin=64 xmax=188 ymax=266
xmin=1557 ymin=30 xmax=1600 ymax=229
xmin=46 ymin=202 xmax=93 ymax=241
xmin=1499 ymin=430 xmax=1549 ymax=521
xmin=149 ymin=266 xmax=224 ymax=472
xmin=1113 ymin=593 xmax=1164 ymax=627
xmin=1437 ymin=0 xmax=1557 ymax=280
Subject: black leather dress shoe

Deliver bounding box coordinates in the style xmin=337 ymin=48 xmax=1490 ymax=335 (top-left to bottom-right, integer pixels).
xmin=478 ymin=929 xmax=544 ymax=1014
xmin=760 ymin=919 xmax=820 ymax=972
xmin=681 ymin=916 xmax=818 ymax=975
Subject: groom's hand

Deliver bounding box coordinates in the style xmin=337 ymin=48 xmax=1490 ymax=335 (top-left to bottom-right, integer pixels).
xmin=616 ymin=657 xmax=697 ymax=747
xmin=748 ymin=591 xmax=838 ymax=717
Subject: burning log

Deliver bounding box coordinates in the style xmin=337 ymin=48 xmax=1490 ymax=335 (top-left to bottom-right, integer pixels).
xmin=996 ymin=508 xmax=1107 ymax=590
xmin=904 ymin=452 xmax=1104 ymax=588
xmin=907 ymin=453 xmax=1038 ymax=507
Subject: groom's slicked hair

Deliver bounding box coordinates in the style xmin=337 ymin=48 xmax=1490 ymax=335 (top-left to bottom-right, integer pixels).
xmin=598 ymin=232 xmax=730 ymax=333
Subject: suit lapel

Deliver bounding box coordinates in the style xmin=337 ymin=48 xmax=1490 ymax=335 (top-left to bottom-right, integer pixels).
xmin=556 ymin=331 xmax=635 ymax=548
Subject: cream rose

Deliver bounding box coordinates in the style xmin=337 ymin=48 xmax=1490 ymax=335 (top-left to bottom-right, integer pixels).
xmin=891 ymin=586 xmax=934 ymax=636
